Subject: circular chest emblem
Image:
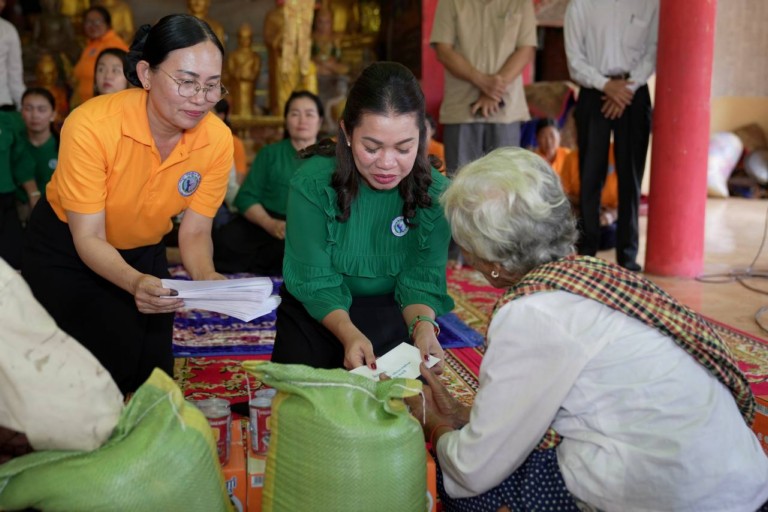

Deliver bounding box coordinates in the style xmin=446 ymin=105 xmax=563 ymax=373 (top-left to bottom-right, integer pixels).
xmin=48 ymin=158 xmax=58 ymax=170
xmin=391 ymin=216 xmax=409 ymax=237
xmin=178 ymin=171 xmax=202 ymax=197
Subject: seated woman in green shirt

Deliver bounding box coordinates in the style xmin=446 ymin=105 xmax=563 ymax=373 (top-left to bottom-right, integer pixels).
xmin=18 ymin=88 xmax=59 ymax=214
xmin=271 ymin=62 xmax=454 ymax=371
xmin=213 ymin=90 xmax=324 ymax=275
xmin=0 ymin=99 xmax=39 ymax=269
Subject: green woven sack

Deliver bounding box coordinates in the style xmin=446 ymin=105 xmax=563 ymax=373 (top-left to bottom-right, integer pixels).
xmin=242 ymin=361 xmax=427 ymax=512
xmin=0 ymin=369 xmax=233 ymax=512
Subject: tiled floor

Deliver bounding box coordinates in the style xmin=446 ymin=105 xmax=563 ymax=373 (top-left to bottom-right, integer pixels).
xmin=599 ymin=198 xmax=768 ymax=341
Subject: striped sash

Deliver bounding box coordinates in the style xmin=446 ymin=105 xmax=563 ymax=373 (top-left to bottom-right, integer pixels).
xmin=492 ymin=255 xmax=755 ymax=450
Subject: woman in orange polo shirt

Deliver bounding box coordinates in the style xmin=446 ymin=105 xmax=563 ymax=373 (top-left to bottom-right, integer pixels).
xmin=70 ymin=6 xmax=129 ymax=108
xmin=23 ymin=14 xmax=233 ymax=395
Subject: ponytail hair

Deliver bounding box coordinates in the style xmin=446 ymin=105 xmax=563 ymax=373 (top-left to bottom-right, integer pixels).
xmin=125 ymin=14 xmax=224 ymax=88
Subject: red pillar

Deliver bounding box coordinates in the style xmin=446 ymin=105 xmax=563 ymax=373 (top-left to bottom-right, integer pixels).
xmin=645 ymin=0 xmax=717 ymax=277
xmin=421 ymin=0 xmax=443 ymax=122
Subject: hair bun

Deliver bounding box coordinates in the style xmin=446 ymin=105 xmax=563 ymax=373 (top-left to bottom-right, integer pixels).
xmin=125 ymin=24 xmax=152 ymax=87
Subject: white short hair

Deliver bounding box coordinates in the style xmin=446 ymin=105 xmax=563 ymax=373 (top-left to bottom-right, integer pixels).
xmin=441 ymin=147 xmax=577 ymax=276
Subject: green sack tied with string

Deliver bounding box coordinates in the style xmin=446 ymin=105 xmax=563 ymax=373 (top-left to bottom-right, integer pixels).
xmin=243 ymin=361 xmax=427 ymax=512
xmin=0 ymin=369 xmax=233 ymax=512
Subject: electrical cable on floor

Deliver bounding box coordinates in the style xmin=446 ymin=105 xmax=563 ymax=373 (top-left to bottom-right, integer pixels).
xmin=694 ymin=203 xmax=768 ymax=333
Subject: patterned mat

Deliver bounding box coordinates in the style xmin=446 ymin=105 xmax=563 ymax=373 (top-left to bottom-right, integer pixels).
xmin=446 ymin=266 xmax=768 ymax=397
xmin=175 ymin=348 xmax=483 ymax=406
xmin=173 ymin=266 xmax=768 ymax=400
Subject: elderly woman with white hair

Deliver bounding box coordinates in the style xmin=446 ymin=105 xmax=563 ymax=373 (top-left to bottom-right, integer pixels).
xmin=407 ymin=147 xmax=768 ymax=512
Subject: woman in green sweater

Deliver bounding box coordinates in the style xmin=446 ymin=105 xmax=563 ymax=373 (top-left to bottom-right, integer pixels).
xmin=212 ymin=90 xmax=324 ymax=275
xmin=271 ymin=62 xmax=454 ymax=371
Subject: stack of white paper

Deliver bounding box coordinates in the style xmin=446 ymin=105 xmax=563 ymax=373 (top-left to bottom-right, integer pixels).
xmin=350 ymin=342 xmax=440 ymax=381
xmin=160 ymin=277 xmax=281 ymax=322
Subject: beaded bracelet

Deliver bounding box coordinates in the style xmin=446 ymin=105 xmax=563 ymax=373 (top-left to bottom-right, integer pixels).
xmin=408 ymin=315 xmax=440 ymax=338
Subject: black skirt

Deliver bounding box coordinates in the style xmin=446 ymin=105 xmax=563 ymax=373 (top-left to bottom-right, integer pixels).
xmin=212 ymin=210 xmax=286 ymax=275
xmin=0 ymin=191 xmax=23 ymax=269
xmin=21 ymin=199 xmax=174 ymax=395
xmin=271 ymin=283 xmax=410 ymax=369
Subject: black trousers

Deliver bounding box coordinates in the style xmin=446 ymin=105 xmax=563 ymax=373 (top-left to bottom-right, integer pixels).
xmin=574 ymin=86 xmax=652 ymax=266
xmin=271 ymin=284 xmax=409 ymax=369
xmin=0 ymin=192 xmax=23 ymax=269
xmin=212 ymin=212 xmax=285 ymax=275
xmin=22 ymin=199 xmax=174 ymax=395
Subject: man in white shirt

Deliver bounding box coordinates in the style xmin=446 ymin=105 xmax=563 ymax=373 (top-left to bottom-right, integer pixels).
xmin=0 ymin=0 xmax=25 ymax=110
xmin=564 ymin=0 xmax=658 ymax=272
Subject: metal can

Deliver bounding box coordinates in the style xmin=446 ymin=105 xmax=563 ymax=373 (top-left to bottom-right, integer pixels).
xmin=194 ymin=398 xmax=231 ymax=466
xmin=254 ymin=388 xmax=277 ymax=400
xmin=249 ymin=396 xmax=273 ymax=455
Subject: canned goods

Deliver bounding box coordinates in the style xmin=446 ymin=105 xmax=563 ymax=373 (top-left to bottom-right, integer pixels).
xmin=194 ymin=398 xmax=231 ymax=465
xmin=249 ymin=395 xmax=273 ymax=455
xmin=254 ymin=388 xmax=277 ymax=400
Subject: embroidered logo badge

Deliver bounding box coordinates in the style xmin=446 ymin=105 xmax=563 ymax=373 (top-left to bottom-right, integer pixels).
xmin=391 ymin=216 xmax=409 ymax=237
xmin=178 ymin=171 xmax=202 ymax=197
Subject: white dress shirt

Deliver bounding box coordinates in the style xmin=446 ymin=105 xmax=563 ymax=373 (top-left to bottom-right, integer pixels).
xmin=437 ymin=291 xmax=768 ymax=511
xmin=564 ymin=0 xmax=659 ymax=92
xmin=0 ymin=16 xmax=24 ymax=108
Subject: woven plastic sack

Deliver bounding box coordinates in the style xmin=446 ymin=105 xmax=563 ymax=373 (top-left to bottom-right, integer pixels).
xmin=242 ymin=361 xmax=427 ymax=512
xmin=0 ymin=369 xmax=233 ymax=512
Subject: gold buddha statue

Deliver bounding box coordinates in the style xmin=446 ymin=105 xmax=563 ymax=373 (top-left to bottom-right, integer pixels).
xmin=95 ymin=0 xmax=135 ymax=44
xmin=312 ymin=6 xmax=349 ymax=109
xmin=226 ymin=23 xmax=261 ymax=118
xmin=263 ymin=0 xmax=317 ymax=117
xmin=59 ymin=0 xmax=89 ymax=37
xmin=325 ymin=0 xmax=380 ymax=78
xmin=328 ymin=0 xmax=359 ymax=35
xmin=312 ymin=6 xmax=348 ymax=78
xmin=30 ymin=0 xmax=80 ymax=75
xmin=34 ymin=53 xmax=70 ymax=123
xmin=187 ymin=0 xmax=226 ymax=46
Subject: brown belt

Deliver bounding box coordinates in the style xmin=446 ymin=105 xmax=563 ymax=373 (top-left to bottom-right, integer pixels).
xmin=606 ymin=72 xmax=630 ymax=80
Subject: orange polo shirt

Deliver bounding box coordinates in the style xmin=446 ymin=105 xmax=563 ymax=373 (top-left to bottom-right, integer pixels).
xmin=47 ymin=88 xmax=233 ymax=249
xmin=428 ymin=138 xmax=446 ymax=174
xmin=559 ymin=146 xmax=618 ymax=209
xmin=233 ymin=134 xmax=247 ymax=181
xmin=536 ymin=146 xmax=570 ymax=175
xmin=71 ymin=29 xmax=129 ymax=107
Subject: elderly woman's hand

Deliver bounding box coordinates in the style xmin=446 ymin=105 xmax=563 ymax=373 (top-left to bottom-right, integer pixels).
xmin=0 ymin=427 xmax=32 ymax=464
xmin=406 ymin=363 xmax=471 ymax=435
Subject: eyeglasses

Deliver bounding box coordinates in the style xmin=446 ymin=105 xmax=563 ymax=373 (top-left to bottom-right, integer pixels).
xmin=156 ymin=68 xmax=228 ymax=103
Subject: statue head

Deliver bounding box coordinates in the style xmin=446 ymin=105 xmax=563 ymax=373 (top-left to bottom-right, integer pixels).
xmin=40 ymin=0 xmax=61 ymax=14
xmin=36 ymin=54 xmax=59 ymax=87
xmin=313 ymin=7 xmax=334 ymax=36
xmin=187 ymin=0 xmax=210 ymax=17
xmin=237 ymin=23 xmax=253 ymax=48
